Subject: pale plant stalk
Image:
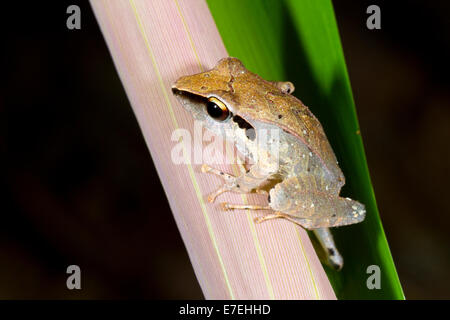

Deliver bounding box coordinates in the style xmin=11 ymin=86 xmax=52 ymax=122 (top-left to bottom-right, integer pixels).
xmin=90 ymin=0 xmax=336 ymax=299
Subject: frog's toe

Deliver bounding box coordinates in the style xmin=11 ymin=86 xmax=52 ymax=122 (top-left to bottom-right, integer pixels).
xmin=207 ymin=194 xmax=216 ymax=203
xmin=200 ymin=164 xmax=236 ymax=182
xmin=200 ymin=164 xmax=211 ymax=173
xmin=206 ymin=185 xmax=230 ymax=203
xmin=328 ymin=252 xmax=344 ymax=271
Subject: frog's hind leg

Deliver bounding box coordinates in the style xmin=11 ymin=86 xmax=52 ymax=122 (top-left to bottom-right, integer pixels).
xmin=253 ymin=211 xmax=308 ymax=226
xmin=222 ymin=203 xmax=271 ymax=211
xmin=254 ymin=211 xmax=344 ymax=270
xmin=268 ymin=177 xmax=366 ymax=229
xmin=313 ymin=228 xmax=343 ymax=271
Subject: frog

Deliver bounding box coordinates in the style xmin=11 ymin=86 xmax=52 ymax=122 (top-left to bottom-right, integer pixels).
xmin=171 ymin=57 xmax=366 ymax=270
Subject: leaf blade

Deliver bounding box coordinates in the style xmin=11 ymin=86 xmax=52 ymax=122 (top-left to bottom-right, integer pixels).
xmin=207 ymin=0 xmax=404 ymax=299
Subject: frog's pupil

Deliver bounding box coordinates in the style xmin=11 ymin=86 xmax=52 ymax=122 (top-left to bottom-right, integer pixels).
xmin=207 ymin=101 xmax=225 ymax=119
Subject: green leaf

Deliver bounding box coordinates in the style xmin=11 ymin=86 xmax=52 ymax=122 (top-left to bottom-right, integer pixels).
xmin=207 ymin=0 xmax=404 ymax=299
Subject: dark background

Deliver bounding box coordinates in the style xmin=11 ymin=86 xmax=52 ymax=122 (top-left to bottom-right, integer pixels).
xmin=1 ymin=0 xmax=449 ymax=299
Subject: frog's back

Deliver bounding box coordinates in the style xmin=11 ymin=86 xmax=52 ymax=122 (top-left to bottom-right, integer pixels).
xmin=230 ymin=63 xmax=345 ymax=192
xmin=173 ymin=57 xmax=346 ymax=192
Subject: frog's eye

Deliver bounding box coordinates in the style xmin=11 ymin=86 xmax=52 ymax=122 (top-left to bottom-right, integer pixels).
xmin=206 ymin=97 xmax=230 ymax=121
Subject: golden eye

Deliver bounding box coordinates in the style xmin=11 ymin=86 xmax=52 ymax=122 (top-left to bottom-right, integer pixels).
xmin=206 ymin=97 xmax=230 ymax=121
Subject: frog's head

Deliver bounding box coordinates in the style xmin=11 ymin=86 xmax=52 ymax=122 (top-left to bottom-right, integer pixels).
xmin=171 ymin=57 xmax=262 ymax=147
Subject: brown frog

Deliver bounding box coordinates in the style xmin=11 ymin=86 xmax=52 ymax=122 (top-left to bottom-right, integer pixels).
xmin=172 ymin=57 xmax=365 ymax=270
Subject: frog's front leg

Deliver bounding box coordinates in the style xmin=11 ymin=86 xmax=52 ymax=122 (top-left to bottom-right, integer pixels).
xmin=201 ymin=160 xmax=276 ymax=203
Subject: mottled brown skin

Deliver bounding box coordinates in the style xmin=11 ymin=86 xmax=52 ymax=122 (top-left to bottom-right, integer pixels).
xmin=173 ymin=58 xmax=344 ymax=188
xmin=172 ymin=57 xmax=366 ymax=270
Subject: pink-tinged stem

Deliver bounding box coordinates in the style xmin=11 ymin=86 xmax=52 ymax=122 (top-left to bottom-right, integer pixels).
xmin=90 ymin=0 xmax=336 ymax=299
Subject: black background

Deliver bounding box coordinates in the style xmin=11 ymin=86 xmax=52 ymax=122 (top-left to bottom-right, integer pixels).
xmin=1 ymin=0 xmax=449 ymax=299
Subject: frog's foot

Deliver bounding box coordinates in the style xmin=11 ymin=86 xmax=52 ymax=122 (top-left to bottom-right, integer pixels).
xmin=254 ymin=212 xmax=286 ymax=224
xmin=201 ymin=164 xmax=252 ymax=203
xmin=201 ymin=164 xmax=235 ymax=183
xmin=202 ymin=164 xmax=237 ymax=202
